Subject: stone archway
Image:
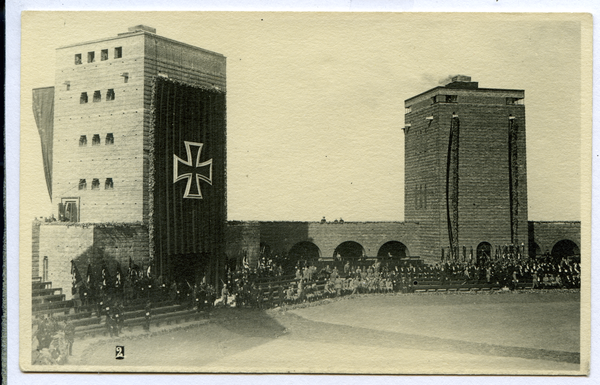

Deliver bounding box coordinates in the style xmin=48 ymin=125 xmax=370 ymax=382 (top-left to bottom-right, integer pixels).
xmin=551 ymin=239 xmax=580 ymax=260
xmin=377 ymin=241 xmax=409 ymax=259
xmin=476 ymin=242 xmax=492 ymax=262
xmin=333 ymin=241 xmax=365 ymax=261
xmin=289 ymin=241 xmax=321 ymax=261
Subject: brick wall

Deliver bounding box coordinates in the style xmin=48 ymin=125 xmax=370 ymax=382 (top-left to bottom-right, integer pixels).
xmin=92 ymin=224 xmax=149 ymax=274
xmin=404 ymin=83 xmax=528 ymax=261
xmin=226 ymin=221 xmax=261 ymax=265
xmin=53 ymin=33 xmax=146 ymax=223
xmin=257 ymin=221 xmax=425 ymax=263
xmin=32 ymin=221 xmax=41 ymax=278
xmin=37 ymin=224 xmax=95 ymax=299
xmin=35 ymin=222 xmax=149 ymax=299
xmin=530 ymin=221 xmax=581 ymax=255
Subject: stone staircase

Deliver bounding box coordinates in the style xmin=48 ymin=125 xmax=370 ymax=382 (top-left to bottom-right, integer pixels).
xmin=32 ymin=278 xmax=210 ymax=339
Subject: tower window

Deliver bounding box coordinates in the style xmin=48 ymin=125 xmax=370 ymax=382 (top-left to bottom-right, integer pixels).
xmin=64 ymin=81 xmax=71 ymax=91
xmin=114 ymin=47 xmax=122 ymax=59
xmin=91 ymin=179 xmax=100 ymax=190
xmin=59 ymin=200 xmax=78 ymax=222
xmin=101 ymin=49 xmax=109 ymax=61
xmin=92 ymin=134 xmax=101 ymax=146
xmin=405 ymin=106 xmax=412 ymax=114
xmin=78 ymin=179 xmax=87 ymax=190
xmin=79 ymin=135 xmax=87 ymax=146
xmin=445 ymin=95 xmax=458 ymax=103
xmin=43 ymin=256 xmax=48 ymax=281
xmin=105 ymin=133 xmax=114 ymax=145
xmin=506 ymin=97 xmax=524 ymax=105
xmin=105 ymin=178 xmax=114 ymax=190
xmin=121 ymin=72 xmax=129 ymax=83
xmin=80 ymin=92 xmax=88 ymax=104
xmin=87 ymin=51 xmax=95 ymax=63
xmin=106 ymin=89 xmax=115 ymax=101
xmin=93 ymin=90 xmax=102 ymax=102
xmin=74 ymin=54 xmax=82 ymax=65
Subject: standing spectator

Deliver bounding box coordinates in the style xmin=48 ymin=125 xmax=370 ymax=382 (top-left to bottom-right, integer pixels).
xmin=143 ymin=300 xmax=152 ymax=332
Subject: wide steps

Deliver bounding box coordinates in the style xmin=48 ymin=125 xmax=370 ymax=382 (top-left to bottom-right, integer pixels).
xmin=32 ymin=294 xmax=66 ymax=305
xmin=32 ymin=287 xmax=63 ymax=297
xmin=32 ymin=281 xmax=53 ymax=291
xmin=32 ymin=299 xmax=178 ymax=324
xmin=75 ymin=309 xmax=207 ymax=338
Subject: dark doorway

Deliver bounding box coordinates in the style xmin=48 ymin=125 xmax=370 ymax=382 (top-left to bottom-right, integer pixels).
xmin=476 ymin=242 xmax=492 ymax=263
xmin=333 ymin=241 xmax=365 ymax=260
xmin=289 ymin=241 xmax=321 ymax=261
xmin=551 ymin=240 xmax=580 ymax=260
xmin=377 ymin=241 xmax=408 ymax=259
xmin=529 ymin=241 xmax=542 ymax=259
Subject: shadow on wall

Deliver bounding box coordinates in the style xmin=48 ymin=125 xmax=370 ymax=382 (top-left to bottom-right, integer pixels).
xmin=72 ymin=246 xmax=124 ymax=285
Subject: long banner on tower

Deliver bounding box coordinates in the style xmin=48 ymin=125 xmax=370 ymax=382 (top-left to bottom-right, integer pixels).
xmin=149 ymin=77 xmax=226 ymax=279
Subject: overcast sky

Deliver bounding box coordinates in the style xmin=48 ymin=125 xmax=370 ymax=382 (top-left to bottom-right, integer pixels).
xmin=20 ymin=12 xmax=587 ymax=224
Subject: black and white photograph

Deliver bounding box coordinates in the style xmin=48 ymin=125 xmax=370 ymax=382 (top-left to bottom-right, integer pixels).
xmin=17 ymin=11 xmax=591 ymax=375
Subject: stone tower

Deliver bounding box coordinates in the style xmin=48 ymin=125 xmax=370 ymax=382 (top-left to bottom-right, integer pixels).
xmin=33 ymin=26 xmax=227 ymax=291
xmin=403 ymin=76 xmax=528 ymax=263
xmin=50 ymin=25 xmax=226 ymax=224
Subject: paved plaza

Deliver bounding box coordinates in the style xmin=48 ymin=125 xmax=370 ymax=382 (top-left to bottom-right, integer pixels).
xmin=69 ymin=290 xmax=581 ymax=374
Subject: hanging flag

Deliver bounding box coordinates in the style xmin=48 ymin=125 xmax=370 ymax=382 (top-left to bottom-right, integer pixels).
xmin=115 ymin=263 xmax=123 ymax=288
xmin=32 ymin=87 xmax=55 ymax=200
xmin=71 ymin=260 xmax=86 ymax=290
xmin=101 ymin=261 xmax=110 ymax=287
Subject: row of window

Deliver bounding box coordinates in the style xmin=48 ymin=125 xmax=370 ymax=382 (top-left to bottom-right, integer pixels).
xmin=75 ymin=47 xmax=122 ymax=65
xmin=79 ymin=134 xmax=114 ymax=146
xmin=80 ymin=89 xmax=115 ymax=104
xmin=79 ymin=178 xmax=113 ymax=190
xmin=405 ymin=96 xmax=524 ymax=113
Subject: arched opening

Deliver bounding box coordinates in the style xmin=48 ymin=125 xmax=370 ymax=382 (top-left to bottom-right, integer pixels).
xmin=286 ymin=241 xmax=321 ymax=271
xmin=551 ymin=239 xmax=580 ymax=261
xmin=377 ymin=241 xmax=408 ymax=259
xmin=289 ymin=241 xmax=321 ymax=261
xmin=333 ymin=241 xmax=366 ymax=261
xmin=476 ymin=242 xmax=492 ymax=263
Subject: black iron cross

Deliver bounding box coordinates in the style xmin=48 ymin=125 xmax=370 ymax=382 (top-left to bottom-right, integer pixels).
xmin=173 ymin=141 xmax=213 ymax=199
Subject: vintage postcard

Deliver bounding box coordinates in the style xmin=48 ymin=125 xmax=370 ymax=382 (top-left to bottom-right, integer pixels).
xmin=19 ymin=11 xmax=592 ymax=375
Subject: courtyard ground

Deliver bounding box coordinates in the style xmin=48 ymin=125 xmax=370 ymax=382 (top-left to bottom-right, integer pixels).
xmin=68 ymin=290 xmax=581 ymax=374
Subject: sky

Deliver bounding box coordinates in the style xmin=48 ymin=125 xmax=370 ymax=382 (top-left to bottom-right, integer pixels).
xmin=20 ymin=12 xmax=587 ymax=225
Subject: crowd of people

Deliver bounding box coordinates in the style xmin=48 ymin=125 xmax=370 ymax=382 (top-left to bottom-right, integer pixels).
xmin=214 ymin=252 xmax=581 ymax=309
xmin=33 ymin=315 xmax=75 ymax=365
xmin=68 ymin=250 xmax=581 ymax=318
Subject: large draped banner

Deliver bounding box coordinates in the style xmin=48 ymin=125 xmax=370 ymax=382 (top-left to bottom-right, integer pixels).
xmin=446 ymin=115 xmax=460 ymax=260
xmin=32 ymin=87 xmax=55 ymax=200
xmin=149 ymin=77 xmax=226 ymax=280
xmin=508 ymin=118 xmax=520 ymax=245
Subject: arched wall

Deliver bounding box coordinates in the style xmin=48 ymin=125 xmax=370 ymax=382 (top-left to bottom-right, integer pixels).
xmin=529 ymin=221 xmax=581 ymax=255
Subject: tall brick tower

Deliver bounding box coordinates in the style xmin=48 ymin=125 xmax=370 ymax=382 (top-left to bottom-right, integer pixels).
xmin=403 ymin=76 xmax=528 ymax=264
xmin=33 ymin=26 xmax=227 ymax=291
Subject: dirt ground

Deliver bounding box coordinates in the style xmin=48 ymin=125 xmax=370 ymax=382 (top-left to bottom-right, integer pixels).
xmin=71 ymin=291 xmax=581 ymax=374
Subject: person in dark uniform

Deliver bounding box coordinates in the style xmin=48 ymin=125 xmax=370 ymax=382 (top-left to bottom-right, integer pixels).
xmin=114 ymin=301 xmax=125 ymax=334
xmin=144 ymin=300 xmax=152 ymax=332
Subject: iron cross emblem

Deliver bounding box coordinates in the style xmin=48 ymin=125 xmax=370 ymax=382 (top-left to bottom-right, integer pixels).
xmin=173 ymin=141 xmax=213 ymax=199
